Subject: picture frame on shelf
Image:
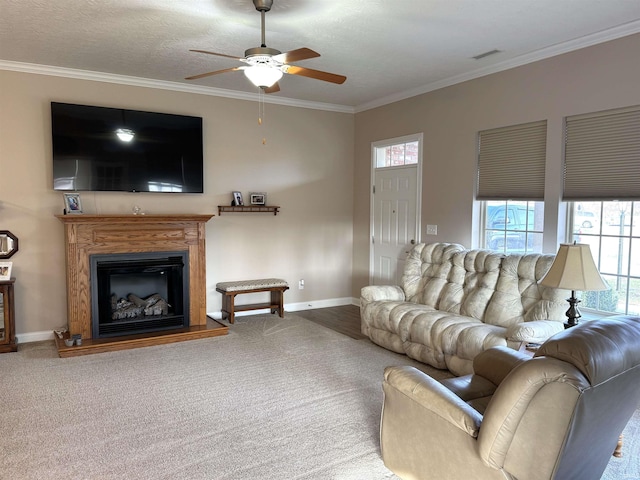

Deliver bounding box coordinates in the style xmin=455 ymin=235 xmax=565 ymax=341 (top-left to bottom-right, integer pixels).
xmin=232 ymin=191 xmax=244 ymax=206
xmin=250 ymin=192 xmax=266 ymax=205
xmin=0 ymin=261 xmax=12 ymax=281
xmin=63 ymin=193 xmax=83 ymax=214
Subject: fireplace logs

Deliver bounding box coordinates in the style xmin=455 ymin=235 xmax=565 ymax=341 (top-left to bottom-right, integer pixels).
xmin=111 ymin=293 xmax=170 ymax=320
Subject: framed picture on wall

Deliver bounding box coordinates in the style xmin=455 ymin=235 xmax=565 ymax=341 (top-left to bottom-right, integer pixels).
xmin=63 ymin=193 xmax=83 ymax=214
xmin=0 ymin=261 xmax=12 ymax=281
xmin=250 ymin=192 xmax=266 ymax=205
xmin=232 ymin=191 xmax=244 ymax=206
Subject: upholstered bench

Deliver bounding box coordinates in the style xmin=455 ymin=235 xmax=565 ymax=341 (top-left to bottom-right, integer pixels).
xmin=216 ymin=278 xmax=289 ymax=324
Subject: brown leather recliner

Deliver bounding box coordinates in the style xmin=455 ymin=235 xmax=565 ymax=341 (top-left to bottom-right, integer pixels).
xmin=380 ymin=315 xmax=640 ymax=480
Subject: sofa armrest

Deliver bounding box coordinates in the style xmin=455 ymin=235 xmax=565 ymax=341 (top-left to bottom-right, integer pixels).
xmin=360 ymin=285 xmax=405 ymax=303
xmin=383 ymin=366 xmax=482 ymax=437
xmin=506 ymin=320 xmax=565 ymax=344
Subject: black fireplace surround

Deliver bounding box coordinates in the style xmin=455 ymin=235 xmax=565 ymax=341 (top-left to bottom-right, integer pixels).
xmin=90 ymin=251 xmax=189 ymax=338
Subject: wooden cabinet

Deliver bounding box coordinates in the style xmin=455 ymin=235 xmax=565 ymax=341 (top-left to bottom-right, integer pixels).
xmin=0 ymin=278 xmax=17 ymax=353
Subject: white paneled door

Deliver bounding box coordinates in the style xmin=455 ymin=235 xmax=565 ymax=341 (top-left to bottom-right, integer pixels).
xmin=372 ymin=165 xmax=419 ymax=285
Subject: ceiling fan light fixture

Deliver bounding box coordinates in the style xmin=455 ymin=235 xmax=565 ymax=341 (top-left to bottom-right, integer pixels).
xmin=186 ymin=0 xmax=346 ymax=91
xmin=244 ymin=65 xmax=283 ymax=88
xmin=115 ymin=128 xmax=135 ymax=142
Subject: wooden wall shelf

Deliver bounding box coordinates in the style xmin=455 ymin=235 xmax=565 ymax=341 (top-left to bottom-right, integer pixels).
xmin=218 ymin=206 xmax=280 ymax=216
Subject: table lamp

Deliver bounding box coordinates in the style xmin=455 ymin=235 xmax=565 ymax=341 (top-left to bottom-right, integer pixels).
xmin=539 ymin=242 xmax=608 ymax=328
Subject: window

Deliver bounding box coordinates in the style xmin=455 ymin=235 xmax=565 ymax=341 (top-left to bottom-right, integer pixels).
xmin=477 ymin=121 xmax=547 ymax=253
xmin=571 ymin=201 xmax=640 ymax=315
xmin=564 ymin=106 xmax=640 ymax=315
xmin=375 ymin=140 xmax=418 ymax=168
xmin=482 ymin=200 xmax=544 ymax=253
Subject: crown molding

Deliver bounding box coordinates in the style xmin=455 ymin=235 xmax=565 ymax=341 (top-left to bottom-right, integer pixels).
xmin=354 ymin=20 xmax=640 ymax=113
xmin=0 ymin=60 xmax=354 ymax=114
xmin=3 ymin=19 xmax=639 ymax=116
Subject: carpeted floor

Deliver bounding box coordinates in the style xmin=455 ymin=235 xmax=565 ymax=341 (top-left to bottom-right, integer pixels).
xmin=0 ymin=314 xmax=637 ymax=479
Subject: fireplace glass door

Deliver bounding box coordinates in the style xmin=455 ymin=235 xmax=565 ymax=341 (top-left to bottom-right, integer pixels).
xmin=91 ymin=252 xmax=189 ymax=338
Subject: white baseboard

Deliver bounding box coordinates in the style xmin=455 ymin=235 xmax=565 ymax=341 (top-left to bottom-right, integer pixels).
xmin=207 ymin=297 xmax=359 ymax=320
xmin=18 ymin=298 xmax=362 ymax=343
xmin=16 ymin=330 xmax=56 ymax=344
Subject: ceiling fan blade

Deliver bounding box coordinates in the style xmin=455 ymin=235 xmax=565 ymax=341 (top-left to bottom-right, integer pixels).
xmin=284 ymin=65 xmax=346 ymax=84
xmin=189 ymin=49 xmax=243 ymax=61
xmin=262 ymin=82 xmax=280 ymax=94
xmin=185 ymin=67 xmax=242 ymax=81
xmin=271 ymin=48 xmax=320 ymax=64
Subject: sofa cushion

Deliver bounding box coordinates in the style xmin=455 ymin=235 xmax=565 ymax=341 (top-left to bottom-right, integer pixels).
xmin=402 ymin=242 xmax=465 ymax=305
xmin=439 ymin=250 xmax=503 ymax=320
xmin=484 ymin=253 xmax=565 ymax=327
xmin=361 ymin=301 xmax=437 ymax=354
xmin=361 ymin=301 xmax=435 ymax=336
xmin=401 ymin=311 xmax=507 ymax=373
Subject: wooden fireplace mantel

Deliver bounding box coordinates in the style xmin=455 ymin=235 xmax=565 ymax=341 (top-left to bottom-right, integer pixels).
xmin=55 ymin=214 xmax=227 ymax=356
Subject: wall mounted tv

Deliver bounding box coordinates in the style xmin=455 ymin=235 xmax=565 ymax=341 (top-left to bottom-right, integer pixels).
xmin=51 ymin=102 xmax=204 ymax=193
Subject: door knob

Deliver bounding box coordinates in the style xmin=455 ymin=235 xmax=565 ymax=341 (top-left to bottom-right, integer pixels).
xmin=410 ymin=239 xmax=415 ymax=244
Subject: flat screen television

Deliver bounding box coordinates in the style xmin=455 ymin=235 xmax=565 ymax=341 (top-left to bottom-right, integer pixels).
xmin=51 ymin=102 xmax=204 ymax=193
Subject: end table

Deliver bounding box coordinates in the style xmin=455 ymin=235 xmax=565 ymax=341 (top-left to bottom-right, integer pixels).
xmin=0 ymin=278 xmax=17 ymax=353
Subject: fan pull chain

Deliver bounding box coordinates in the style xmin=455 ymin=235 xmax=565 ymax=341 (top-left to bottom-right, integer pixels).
xmin=258 ymin=87 xmax=267 ymax=145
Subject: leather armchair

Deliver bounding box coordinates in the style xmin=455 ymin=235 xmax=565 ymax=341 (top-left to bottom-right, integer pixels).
xmin=380 ymin=315 xmax=640 ymax=480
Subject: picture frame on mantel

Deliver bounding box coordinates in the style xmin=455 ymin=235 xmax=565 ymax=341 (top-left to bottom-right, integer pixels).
xmin=0 ymin=261 xmax=12 ymax=281
xmin=63 ymin=193 xmax=83 ymax=214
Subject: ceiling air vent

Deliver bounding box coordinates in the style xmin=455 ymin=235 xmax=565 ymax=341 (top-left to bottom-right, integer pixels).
xmin=472 ymin=49 xmax=502 ymax=60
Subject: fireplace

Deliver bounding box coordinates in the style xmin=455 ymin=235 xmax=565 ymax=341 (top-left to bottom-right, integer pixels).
xmin=91 ymin=251 xmax=189 ymax=338
xmin=55 ymin=214 xmax=228 ymax=357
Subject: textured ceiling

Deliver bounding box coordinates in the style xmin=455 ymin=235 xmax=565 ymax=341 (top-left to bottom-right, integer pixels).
xmin=1 ymin=0 xmax=640 ymax=110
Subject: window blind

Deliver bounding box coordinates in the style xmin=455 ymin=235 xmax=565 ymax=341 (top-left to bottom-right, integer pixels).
xmin=564 ymin=106 xmax=640 ymax=200
xmin=476 ymin=120 xmax=547 ymax=200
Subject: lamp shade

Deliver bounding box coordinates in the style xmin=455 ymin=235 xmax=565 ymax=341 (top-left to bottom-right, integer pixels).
xmin=243 ymin=65 xmax=283 ymax=88
xmin=539 ymin=243 xmax=608 ymax=291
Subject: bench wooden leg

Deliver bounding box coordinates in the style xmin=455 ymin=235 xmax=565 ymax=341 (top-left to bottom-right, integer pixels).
xmin=271 ymin=288 xmax=285 ymax=317
xmin=222 ymin=293 xmax=236 ymax=324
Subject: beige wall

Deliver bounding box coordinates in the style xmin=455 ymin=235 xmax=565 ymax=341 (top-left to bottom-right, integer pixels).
xmin=0 ymin=70 xmax=354 ymax=339
xmin=353 ymin=33 xmax=640 ymax=294
xmin=3 ymin=33 xmax=640 ymax=339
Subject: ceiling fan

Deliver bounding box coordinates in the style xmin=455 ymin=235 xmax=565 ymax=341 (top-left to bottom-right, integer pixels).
xmin=185 ymin=0 xmax=346 ymax=93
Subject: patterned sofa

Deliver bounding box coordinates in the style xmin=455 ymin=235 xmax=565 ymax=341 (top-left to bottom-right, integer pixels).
xmin=360 ymin=242 xmax=568 ymax=375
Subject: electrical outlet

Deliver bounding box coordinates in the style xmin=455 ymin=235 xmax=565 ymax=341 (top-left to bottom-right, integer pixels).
xmin=299 ymin=279 xmax=305 ymax=290
xmin=426 ymin=224 xmax=438 ymax=235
